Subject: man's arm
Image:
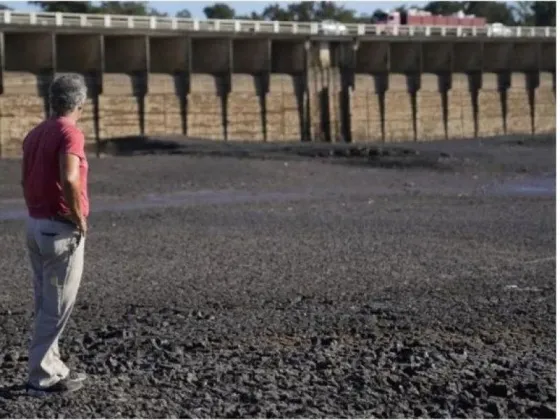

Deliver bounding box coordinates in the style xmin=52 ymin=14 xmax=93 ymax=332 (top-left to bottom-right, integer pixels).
xmin=59 ymin=153 xmax=83 ymax=225
xmin=59 ymin=128 xmax=86 ymax=232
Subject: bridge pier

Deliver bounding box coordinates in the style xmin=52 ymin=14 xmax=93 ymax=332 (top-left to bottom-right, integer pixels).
xmin=146 ymin=36 xmax=189 ymax=138
xmin=231 ymin=38 xmax=270 ymax=142
xmin=1 ymin=32 xmax=54 ymax=156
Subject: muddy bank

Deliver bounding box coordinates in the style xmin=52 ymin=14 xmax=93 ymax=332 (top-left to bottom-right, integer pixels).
xmin=0 ymin=135 xmax=555 ymax=418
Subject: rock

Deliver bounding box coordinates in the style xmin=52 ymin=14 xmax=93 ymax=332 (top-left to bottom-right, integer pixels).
xmin=526 ymin=404 xmax=556 ymax=419
xmin=486 ymin=383 xmax=509 ymax=398
xmin=485 ymin=401 xmax=503 ymax=418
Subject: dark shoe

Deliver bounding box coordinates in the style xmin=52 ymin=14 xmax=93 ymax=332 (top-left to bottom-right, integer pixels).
xmin=26 ymin=377 xmax=84 ymax=397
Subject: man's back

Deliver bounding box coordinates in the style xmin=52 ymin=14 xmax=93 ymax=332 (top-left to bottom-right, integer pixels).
xmin=22 ymin=117 xmax=89 ymax=219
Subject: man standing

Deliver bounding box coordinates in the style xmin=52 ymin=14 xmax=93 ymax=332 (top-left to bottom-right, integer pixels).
xmin=21 ymin=73 xmax=89 ymax=395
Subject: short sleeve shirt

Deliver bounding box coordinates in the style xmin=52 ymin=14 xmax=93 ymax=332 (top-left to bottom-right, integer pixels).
xmin=22 ymin=116 xmax=89 ymax=219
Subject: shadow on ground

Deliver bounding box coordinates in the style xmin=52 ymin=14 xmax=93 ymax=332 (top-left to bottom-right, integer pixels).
xmin=91 ymin=134 xmax=555 ymax=173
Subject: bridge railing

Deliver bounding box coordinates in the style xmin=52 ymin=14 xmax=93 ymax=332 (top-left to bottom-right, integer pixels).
xmin=0 ymin=10 xmax=555 ymax=38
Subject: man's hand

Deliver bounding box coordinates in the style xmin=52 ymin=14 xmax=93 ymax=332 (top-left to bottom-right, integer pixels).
xmin=68 ymin=213 xmax=87 ymax=234
xmin=77 ymin=215 xmax=87 ymax=234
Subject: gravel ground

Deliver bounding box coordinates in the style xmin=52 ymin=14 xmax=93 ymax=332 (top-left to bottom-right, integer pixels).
xmin=0 ymin=136 xmax=555 ymax=418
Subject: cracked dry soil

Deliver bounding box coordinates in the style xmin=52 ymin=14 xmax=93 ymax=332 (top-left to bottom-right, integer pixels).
xmin=0 ymin=137 xmax=555 ymax=418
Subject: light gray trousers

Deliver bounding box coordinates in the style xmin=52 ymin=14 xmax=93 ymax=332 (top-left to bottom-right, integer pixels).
xmin=25 ymin=217 xmax=85 ymax=388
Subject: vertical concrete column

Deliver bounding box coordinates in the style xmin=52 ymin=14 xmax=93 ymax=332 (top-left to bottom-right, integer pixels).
xmin=535 ymin=72 xmax=555 ymax=134
xmin=509 ymin=41 xmax=541 ymax=135
xmin=352 ymin=42 xmax=389 ymax=143
xmin=310 ymin=41 xmax=332 ymax=142
xmin=387 ymin=42 xmax=421 ymax=142
xmin=452 ymin=42 xmax=483 ymax=138
xmin=269 ymin=40 xmax=306 ymax=142
xmin=102 ymin=35 xmax=149 ymax=139
xmin=525 ymin=72 xmax=539 ymax=134
xmin=147 ymin=36 xmax=190 ymax=137
xmin=190 ymin=38 xmax=232 ymax=141
xmin=56 ymin=34 xmax=103 ymax=153
xmin=420 ymin=42 xmax=453 ymax=140
xmin=231 ymin=38 xmax=270 ymax=142
xmin=337 ymin=40 xmax=356 ymax=143
xmin=2 ymin=33 xmax=54 ymax=156
xmin=535 ymin=42 xmax=556 ymax=134
xmin=480 ymin=41 xmax=513 ymax=137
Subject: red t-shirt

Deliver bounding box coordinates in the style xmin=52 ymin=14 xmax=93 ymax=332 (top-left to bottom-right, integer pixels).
xmin=22 ymin=117 xmax=89 ymax=219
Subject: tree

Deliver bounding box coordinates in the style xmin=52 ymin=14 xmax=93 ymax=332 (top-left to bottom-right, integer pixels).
xmin=176 ymin=9 xmax=192 ymax=18
xmin=236 ymin=11 xmax=263 ymax=20
xmin=531 ymin=1 xmax=555 ymax=26
xmin=313 ymin=1 xmax=357 ymax=22
xmin=463 ymin=1 xmax=516 ymax=25
xmin=29 ymin=1 xmax=95 ymax=13
xmin=261 ymin=3 xmax=296 ymax=20
xmin=29 ymin=0 xmax=166 ymax=15
xmin=261 ymin=1 xmax=358 ymax=22
xmin=203 ymin=3 xmax=235 ymax=19
xmin=371 ymin=9 xmax=389 ymax=23
xmin=0 ymin=3 xmax=11 ymax=10
xmin=94 ymin=2 xmax=166 ymax=16
xmin=423 ymin=1 xmax=464 ymax=15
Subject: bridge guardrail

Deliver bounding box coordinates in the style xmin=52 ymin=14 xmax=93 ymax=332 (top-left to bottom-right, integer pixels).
xmin=0 ymin=10 xmax=555 ymax=38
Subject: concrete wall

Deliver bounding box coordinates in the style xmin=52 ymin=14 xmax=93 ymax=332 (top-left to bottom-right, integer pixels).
xmin=0 ymin=32 xmax=555 ymax=156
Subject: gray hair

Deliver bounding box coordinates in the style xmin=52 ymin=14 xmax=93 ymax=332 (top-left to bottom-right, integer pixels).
xmin=49 ymin=73 xmax=87 ymax=117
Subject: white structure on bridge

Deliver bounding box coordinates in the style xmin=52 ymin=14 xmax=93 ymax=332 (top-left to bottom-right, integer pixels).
xmin=0 ymin=10 xmax=555 ymax=38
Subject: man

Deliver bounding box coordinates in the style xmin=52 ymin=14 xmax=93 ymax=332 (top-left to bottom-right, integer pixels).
xmin=21 ymin=73 xmax=89 ymax=395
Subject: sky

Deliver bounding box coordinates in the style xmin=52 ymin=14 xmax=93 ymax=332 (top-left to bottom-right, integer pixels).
xmin=2 ymin=1 xmax=432 ymax=18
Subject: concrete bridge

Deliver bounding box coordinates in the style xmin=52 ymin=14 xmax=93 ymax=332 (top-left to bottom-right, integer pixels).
xmin=0 ymin=11 xmax=555 ymax=156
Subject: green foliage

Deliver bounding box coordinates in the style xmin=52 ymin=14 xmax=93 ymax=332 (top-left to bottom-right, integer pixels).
xmin=423 ymin=2 xmax=464 ymax=15
xmin=30 ymin=1 xmax=165 ymax=15
xmin=29 ymin=1 xmax=93 ymax=13
xmin=203 ymin=3 xmax=235 ymax=19
xmin=175 ymin=9 xmax=192 ymax=18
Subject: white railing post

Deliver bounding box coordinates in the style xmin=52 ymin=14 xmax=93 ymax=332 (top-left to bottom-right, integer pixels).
xmin=55 ymin=12 xmax=62 ymax=26
xmin=516 ymin=26 xmax=522 ymax=37
xmin=545 ymin=27 xmax=550 ymax=36
xmin=442 ymin=26 xmax=447 ymax=36
xmin=311 ymin=22 xmax=318 ymax=34
xmin=234 ymin=20 xmax=240 ymax=32
xmin=457 ymin=26 xmax=462 ymax=37
xmin=357 ymin=24 xmax=365 ymax=36
xmin=127 ymin=16 xmax=133 ymax=28
xmin=193 ymin=19 xmax=199 ymax=31
xmin=472 ymin=26 xmax=477 ymax=36
xmin=30 ymin=12 xmax=37 ymax=24
xmin=171 ymin=17 xmax=177 ymax=30
xmin=409 ymin=25 xmax=414 ymax=36
xmin=273 ymin=21 xmax=279 ymax=33
xmin=3 ymin=10 xmax=10 ymax=24
xmin=254 ymin=21 xmax=260 ymax=32
xmin=392 ymin=25 xmax=398 ymax=36
xmin=104 ymin=14 xmax=111 ymax=27
xmin=149 ymin=16 xmax=156 ymax=29
xmin=292 ymin=22 xmax=297 ymax=34
xmin=80 ymin=14 xmax=86 ymax=26
xmin=530 ymin=27 xmax=536 ymax=37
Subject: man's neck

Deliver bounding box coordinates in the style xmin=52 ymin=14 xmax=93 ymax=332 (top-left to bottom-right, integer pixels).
xmin=53 ymin=114 xmax=78 ymax=125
